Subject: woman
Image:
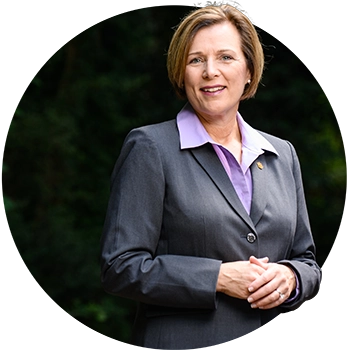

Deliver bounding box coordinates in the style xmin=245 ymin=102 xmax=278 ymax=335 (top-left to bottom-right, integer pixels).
xmin=101 ymin=4 xmax=321 ymax=349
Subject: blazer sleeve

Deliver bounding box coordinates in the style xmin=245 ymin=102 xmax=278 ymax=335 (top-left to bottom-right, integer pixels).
xmin=100 ymin=127 xmax=222 ymax=309
xmin=278 ymin=141 xmax=322 ymax=311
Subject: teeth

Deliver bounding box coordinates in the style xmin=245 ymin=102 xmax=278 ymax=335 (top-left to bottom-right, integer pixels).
xmin=203 ymin=86 xmax=224 ymax=92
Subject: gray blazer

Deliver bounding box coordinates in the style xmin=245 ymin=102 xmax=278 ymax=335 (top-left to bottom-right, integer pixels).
xmin=101 ymin=118 xmax=321 ymax=349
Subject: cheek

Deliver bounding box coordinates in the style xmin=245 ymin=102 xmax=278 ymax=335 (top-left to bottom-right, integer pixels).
xmin=184 ymin=66 xmax=201 ymax=87
xmin=229 ymin=70 xmax=250 ymax=92
xmin=242 ymin=66 xmax=251 ymax=81
xmin=183 ymin=70 xmax=192 ymax=88
xmin=184 ymin=71 xmax=197 ymax=96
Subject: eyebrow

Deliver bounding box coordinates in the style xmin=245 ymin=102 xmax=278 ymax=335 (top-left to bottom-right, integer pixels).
xmin=188 ymin=49 xmax=237 ymax=56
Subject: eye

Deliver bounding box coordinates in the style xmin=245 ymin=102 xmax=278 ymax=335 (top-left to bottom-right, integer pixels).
xmin=188 ymin=57 xmax=203 ymax=64
xmin=221 ymin=55 xmax=234 ymax=61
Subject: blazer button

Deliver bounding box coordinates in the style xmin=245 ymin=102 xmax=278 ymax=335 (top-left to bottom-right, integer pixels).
xmin=246 ymin=233 xmax=257 ymax=243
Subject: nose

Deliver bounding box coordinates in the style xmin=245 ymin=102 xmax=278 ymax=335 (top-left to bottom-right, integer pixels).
xmin=202 ymin=59 xmax=220 ymax=79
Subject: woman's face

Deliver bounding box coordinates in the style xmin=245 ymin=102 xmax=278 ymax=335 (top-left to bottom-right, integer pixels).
xmin=184 ymin=21 xmax=251 ymax=121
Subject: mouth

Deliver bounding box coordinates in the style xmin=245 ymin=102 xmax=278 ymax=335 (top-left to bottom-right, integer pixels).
xmin=200 ymin=85 xmax=226 ymax=93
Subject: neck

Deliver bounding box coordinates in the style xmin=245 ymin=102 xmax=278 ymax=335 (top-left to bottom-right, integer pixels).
xmin=197 ymin=110 xmax=241 ymax=142
xmin=197 ymin=112 xmax=243 ymax=163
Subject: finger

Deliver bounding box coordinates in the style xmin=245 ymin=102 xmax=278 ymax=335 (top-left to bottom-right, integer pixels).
xmin=247 ymin=276 xmax=279 ymax=303
xmin=259 ymin=256 xmax=269 ymax=264
xmin=217 ymin=261 xmax=266 ymax=299
xmin=250 ymin=289 xmax=285 ymax=309
xmin=248 ymin=266 xmax=276 ymax=293
xmin=257 ymin=290 xmax=287 ymax=309
xmin=248 ymin=275 xmax=289 ymax=308
xmin=249 ymin=256 xmax=269 ymax=269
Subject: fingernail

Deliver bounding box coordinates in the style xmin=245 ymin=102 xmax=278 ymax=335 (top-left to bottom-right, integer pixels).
xmin=248 ymin=287 xmax=253 ymax=292
xmin=251 ymin=303 xmax=257 ymax=309
xmin=247 ymin=297 xmax=253 ymax=303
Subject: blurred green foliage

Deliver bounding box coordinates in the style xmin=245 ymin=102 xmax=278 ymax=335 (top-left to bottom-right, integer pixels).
xmin=2 ymin=6 xmax=346 ymax=344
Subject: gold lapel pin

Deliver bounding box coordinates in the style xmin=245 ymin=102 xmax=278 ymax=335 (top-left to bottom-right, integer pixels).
xmin=257 ymin=161 xmax=264 ymax=170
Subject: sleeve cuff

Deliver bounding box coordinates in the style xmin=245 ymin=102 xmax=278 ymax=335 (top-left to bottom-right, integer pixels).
xmin=284 ymin=269 xmax=300 ymax=303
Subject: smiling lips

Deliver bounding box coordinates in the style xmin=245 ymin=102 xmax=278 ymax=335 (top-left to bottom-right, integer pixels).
xmin=200 ymin=85 xmax=226 ymax=93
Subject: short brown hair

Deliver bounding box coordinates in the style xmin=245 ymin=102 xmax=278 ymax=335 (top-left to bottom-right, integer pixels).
xmin=167 ymin=4 xmax=264 ymax=100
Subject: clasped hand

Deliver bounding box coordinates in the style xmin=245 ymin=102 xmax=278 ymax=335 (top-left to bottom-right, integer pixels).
xmin=216 ymin=256 xmax=296 ymax=309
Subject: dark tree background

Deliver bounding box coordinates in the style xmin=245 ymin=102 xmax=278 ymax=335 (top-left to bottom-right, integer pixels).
xmin=2 ymin=6 xmax=346 ymax=344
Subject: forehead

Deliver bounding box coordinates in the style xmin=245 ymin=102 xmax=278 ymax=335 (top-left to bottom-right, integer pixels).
xmin=189 ymin=21 xmax=242 ymax=52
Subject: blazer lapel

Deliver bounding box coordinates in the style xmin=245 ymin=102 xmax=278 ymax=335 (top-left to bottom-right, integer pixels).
xmin=190 ymin=144 xmax=256 ymax=232
xmin=249 ymin=154 xmax=268 ymax=226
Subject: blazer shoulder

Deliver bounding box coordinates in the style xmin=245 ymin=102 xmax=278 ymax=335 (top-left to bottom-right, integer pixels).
xmin=130 ymin=119 xmax=178 ymax=140
xmin=115 ymin=119 xmax=179 ymax=170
